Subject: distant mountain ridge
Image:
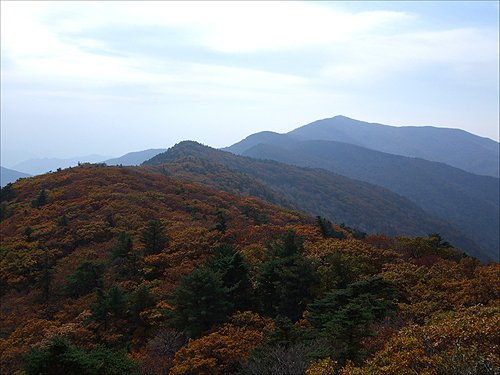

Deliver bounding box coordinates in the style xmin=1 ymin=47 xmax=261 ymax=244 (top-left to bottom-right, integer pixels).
xmin=223 ymin=115 xmax=499 ymax=177
xmin=10 ymin=154 xmax=112 ymax=176
xmin=241 ymin=140 xmax=499 ymax=259
xmin=143 ymin=141 xmax=492 ymax=262
xmin=0 ymin=167 xmax=31 ymax=187
xmin=103 ymin=148 xmax=167 ymax=166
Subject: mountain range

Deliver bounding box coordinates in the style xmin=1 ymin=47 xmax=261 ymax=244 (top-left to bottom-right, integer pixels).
xmin=223 ymin=115 xmax=499 ymax=177
xmin=142 ymin=141 xmax=493 ymax=261
xmin=3 ymin=115 xmax=498 ymax=260
xmin=0 ymin=166 xmax=31 ymax=187
xmin=239 ymin=140 xmax=499 ymax=260
xmin=9 ymin=154 xmax=112 ymax=176
xmin=2 ymin=149 xmax=167 ymax=184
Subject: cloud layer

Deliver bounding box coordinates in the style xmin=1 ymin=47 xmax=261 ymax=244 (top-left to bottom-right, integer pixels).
xmin=1 ymin=1 xmax=498 ymax=162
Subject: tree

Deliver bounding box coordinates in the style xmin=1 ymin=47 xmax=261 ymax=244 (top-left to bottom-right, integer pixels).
xmin=57 ymin=214 xmax=69 ymax=226
xmin=109 ymin=231 xmax=143 ymax=280
xmin=255 ymin=230 xmax=318 ymax=321
xmin=166 ymin=267 xmax=233 ymax=338
xmin=171 ymin=312 xmax=273 ymax=375
xmin=339 ymin=305 xmax=500 ymax=375
xmin=23 ymin=226 xmax=34 ymax=242
xmin=140 ymin=219 xmax=168 ymax=256
xmin=307 ymin=276 xmax=397 ymax=365
xmin=316 ymin=216 xmax=346 ymax=240
xmin=0 ymin=182 xmax=16 ymax=202
xmin=24 ymin=336 xmax=90 ymax=375
xmin=427 ymin=232 xmax=452 ymax=248
xmin=31 ymin=189 xmax=48 ymax=208
xmin=34 ymin=244 xmax=54 ymax=302
xmin=204 ymin=243 xmax=252 ymax=311
xmin=65 ymin=260 xmax=106 ymax=298
xmin=210 ymin=209 xmax=228 ymax=233
xmin=89 ymin=284 xmax=128 ymax=331
xmin=105 ymin=213 xmax=116 ymax=227
xmin=129 ymin=283 xmax=156 ymax=326
xmin=24 ymin=336 xmax=138 ymax=375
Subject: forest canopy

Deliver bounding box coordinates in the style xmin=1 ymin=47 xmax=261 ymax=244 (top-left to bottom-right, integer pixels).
xmin=0 ymin=164 xmax=498 ymax=375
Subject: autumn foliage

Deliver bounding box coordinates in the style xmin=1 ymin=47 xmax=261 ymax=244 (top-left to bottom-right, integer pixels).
xmin=0 ymin=164 xmax=498 ymax=374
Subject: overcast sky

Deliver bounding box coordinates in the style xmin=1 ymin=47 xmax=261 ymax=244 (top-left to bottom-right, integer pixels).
xmin=1 ymin=1 xmax=499 ymax=166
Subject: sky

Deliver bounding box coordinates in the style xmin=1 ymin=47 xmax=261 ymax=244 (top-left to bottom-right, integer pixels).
xmin=1 ymin=1 xmax=499 ymax=167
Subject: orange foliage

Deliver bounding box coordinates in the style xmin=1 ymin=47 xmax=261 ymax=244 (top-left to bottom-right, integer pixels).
xmin=170 ymin=312 xmax=274 ymax=375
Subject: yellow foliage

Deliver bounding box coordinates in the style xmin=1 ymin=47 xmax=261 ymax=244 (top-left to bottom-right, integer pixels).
xmin=339 ymin=305 xmax=500 ymax=375
xmin=171 ymin=312 xmax=274 ymax=375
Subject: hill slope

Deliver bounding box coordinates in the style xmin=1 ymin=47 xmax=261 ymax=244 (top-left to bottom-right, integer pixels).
xmin=241 ymin=140 xmax=499 ymax=261
xmin=143 ymin=141 xmax=489 ymax=261
xmin=223 ymin=115 xmax=499 ymax=177
xmin=2 ymin=161 xmax=498 ymax=375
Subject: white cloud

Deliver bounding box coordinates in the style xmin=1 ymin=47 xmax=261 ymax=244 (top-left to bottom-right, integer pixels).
xmin=320 ymin=27 xmax=498 ymax=85
xmin=1 ymin=0 xmax=498 ymax=158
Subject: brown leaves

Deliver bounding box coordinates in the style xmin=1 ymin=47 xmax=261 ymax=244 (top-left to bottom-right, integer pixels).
xmin=170 ymin=312 xmax=273 ymax=375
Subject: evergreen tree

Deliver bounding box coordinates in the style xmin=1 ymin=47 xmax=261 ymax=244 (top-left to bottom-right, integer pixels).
xmin=90 ymin=288 xmax=110 ymax=330
xmin=110 ymin=231 xmax=133 ymax=260
xmin=57 ymin=214 xmax=69 ymax=226
xmin=109 ymin=231 xmax=142 ymax=279
xmin=65 ymin=260 xmax=105 ymax=298
xmin=24 ymin=336 xmax=89 ymax=375
xmin=31 ymin=189 xmax=48 ymax=208
xmin=428 ymin=232 xmax=452 ymax=249
xmin=24 ymin=336 xmax=137 ymax=375
xmin=129 ymin=283 xmax=156 ymax=326
xmin=166 ymin=267 xmax=233 ymax=338
xmin=307 ymin=276 xmax=397 ymax=365
xmin=89 ymin=285 xmax=128 ymax=330
xmin=34 ymin=244 xmax=54 ymax=303
xmin=140 ymin=219 xmax=168 ymax=256
xmin=255 ymin=230 xmax=318 ymax=321
xmin=0 ymin=182 xmax=15 ymax=202
xmin=107 ymin=284 xmax=128 ymax=320
xmin=204 ymin=243 xmax=253 ymax=311
xmin=23 ymin=226 xmax=34 ymax=242
xmin=105 ymin=213 xmax=116 ymax=227
xmin=212 ymin=210 xmax=228 ymax=233
xmin=315 ymin=216 xmax=346 ymax=239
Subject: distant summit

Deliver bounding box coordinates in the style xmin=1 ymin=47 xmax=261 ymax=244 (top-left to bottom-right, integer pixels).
xmin=0 ymin=166 xmax=31 ymax=187
xmin=104 ymin=148 xmax=167 ymax=166
xmin=223 ymin=115 xmax=499 ymax=177
xmin=10 ymin=154 xmax=112 ymax=176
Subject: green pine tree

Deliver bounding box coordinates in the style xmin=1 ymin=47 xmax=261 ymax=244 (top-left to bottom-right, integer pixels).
xmin=140 ymin=219 xmax=168 ymax=256
xmin=166 ymin=267 xmax=233 ymax=338
xmin=34 ymin=244 xmax=54 ymax=303
xmin=64 ymin=260 xmax=105 ymax=298
xmin=204 ymin=243 xmax=252 ymax=311
xmin=255 ymin=230 xmax=318 ymax=321
xmin=307 ymin=276 xmax=397 ymax=365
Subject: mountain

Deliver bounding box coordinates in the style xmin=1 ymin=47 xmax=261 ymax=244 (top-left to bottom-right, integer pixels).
xmin=10 ymin=154 xmax=113 ymax=176
xmin=103 ymin=148 xmax=167 ymax=166
xmin=0 ymin=166 xmax=31 ymax=187
xmin=223 ymin=115 xmax=499 ymax=177
xmin=241 ymin=140 xmax=499 ymax=260
xmin=2 ymin=162 xmax=497 ymax=375
xmin=143 ymin=141 xmax=491 ymax=261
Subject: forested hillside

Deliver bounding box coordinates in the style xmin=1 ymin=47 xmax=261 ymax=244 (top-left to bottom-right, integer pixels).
xmin=144 ymin=141 xmax=488 ymax=261
xmin=0 ymin=163 xmax=498 ymax=375
xmin=241 ymin=140 xmax=499 ymax=262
